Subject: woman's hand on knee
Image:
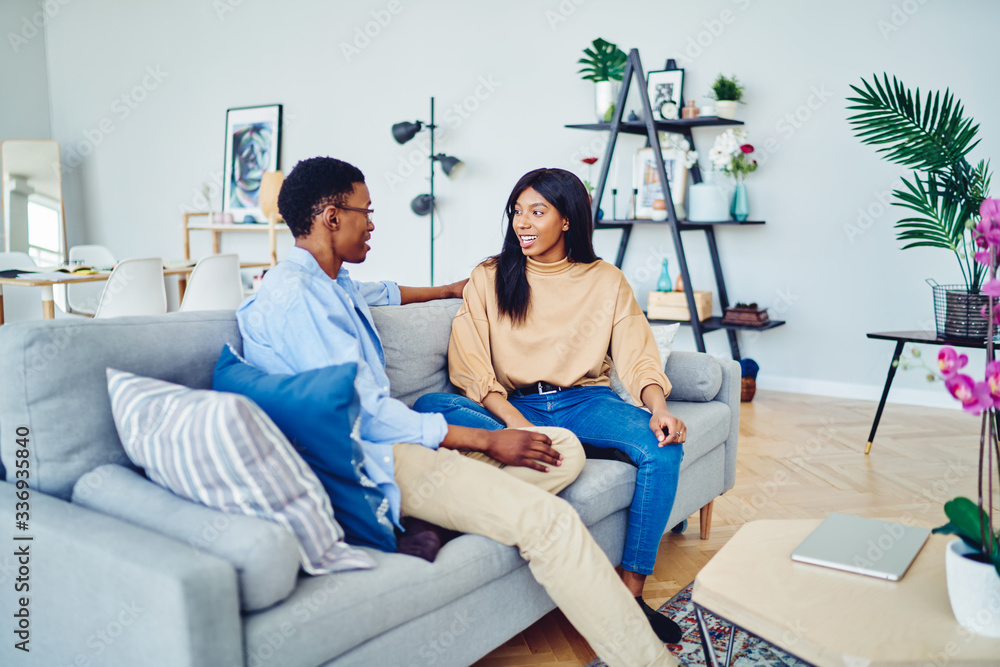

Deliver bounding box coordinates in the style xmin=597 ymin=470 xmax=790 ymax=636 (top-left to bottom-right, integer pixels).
xmin=649 ymin=409 xmax=686 ymax=446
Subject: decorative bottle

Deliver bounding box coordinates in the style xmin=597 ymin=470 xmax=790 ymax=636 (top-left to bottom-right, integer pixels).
xmin=657 ymin=259 xmax=672 ymax=292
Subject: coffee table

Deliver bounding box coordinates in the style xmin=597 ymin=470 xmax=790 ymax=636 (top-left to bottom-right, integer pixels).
xmin=692 ymin=519 xmax=1000 ymax=666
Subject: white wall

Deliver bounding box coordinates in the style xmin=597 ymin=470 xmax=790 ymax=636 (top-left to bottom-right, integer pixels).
xmin=0 ymin=0 xmax=52 ymax=140
xmin=40 ymin=0 xmax=1000 ymax=406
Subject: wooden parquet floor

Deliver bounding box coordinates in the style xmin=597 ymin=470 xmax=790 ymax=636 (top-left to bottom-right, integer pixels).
xmin=472 ymin=389 xmax=998 ymax=666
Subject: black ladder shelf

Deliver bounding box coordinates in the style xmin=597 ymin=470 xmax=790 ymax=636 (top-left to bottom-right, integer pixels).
xmin=566 ymin=49 xmax=784 ymax=360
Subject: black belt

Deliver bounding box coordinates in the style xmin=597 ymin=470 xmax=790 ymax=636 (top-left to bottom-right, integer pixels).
xmin=512 ymin=381 xmax=570 ymax=397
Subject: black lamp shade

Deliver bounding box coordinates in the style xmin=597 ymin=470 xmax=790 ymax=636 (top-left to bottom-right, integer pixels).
xmin=410 ymin=193 xmax=434 ymax=216
xmin=438 ymin=155 xmax=465 ymax=179
xmin=392 ymin=121 xmax=423 ymax=145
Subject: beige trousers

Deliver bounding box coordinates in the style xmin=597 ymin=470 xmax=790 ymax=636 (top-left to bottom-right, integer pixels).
xmin=393 ymin=427 xmax=678 ymax=667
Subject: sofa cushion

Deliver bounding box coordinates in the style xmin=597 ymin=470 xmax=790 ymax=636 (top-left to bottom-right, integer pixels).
xmin=72 ymin=464 xmax=300 ymax=612
xmin=106 ymin=368 xmax=375 ymax=575
xmin=212 ymin=345 xmax=396 ymax=552
xmin=243 ymin=458 xmax=638 ymax=665
xmin=370 ymin=299 xmax=463 ymax=407
xmin=609 ymin=322 xmax=680 ymax=403
xmin=0 ymin=311 xmax=244 ymax=500
xmin=664 ymin=350 xmax=723 ymax=402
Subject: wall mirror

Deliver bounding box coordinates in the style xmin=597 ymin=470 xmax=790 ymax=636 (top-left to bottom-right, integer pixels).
xmin=1 ymin=139 xmax=67 ymax=265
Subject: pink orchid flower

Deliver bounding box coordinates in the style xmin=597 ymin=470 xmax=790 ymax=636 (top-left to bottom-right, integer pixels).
xmin=983 ymin=279 xmax=1000 ymax=298
xmin=938 ymin=347 xmax=968 ymax=377
xmin=986 ymin=361 xmax=1000 ymax=402
xmin=945 ymin=374 xmax=992 ymax=414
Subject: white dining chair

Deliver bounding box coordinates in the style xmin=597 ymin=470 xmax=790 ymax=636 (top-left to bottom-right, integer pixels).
xmin=93 ymin=257 xmax=167 ymax=319
xmin=179 ymin=253 xmax=245 ymax=312
xmin=0 ymin=252 xmax=85 ymax=323
xmin=67 ymin=244 xmax=117 ymax=315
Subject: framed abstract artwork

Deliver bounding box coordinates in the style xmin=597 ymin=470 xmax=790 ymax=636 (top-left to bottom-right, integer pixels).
xmin=222 ymin=104 xmax=282 ymax=223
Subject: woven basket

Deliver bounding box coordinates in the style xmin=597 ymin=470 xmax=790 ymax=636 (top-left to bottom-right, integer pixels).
xmin=740 ymin=377 xmax=757 ymax=402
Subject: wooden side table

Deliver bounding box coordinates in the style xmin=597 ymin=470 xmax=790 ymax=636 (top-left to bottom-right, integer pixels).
xmin=865 ymin=331 xmax=988 ymax=454
xmin=692 ymin=519 xmax=1000 ymax=666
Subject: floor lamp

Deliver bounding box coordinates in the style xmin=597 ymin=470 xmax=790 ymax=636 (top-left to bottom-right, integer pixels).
xmin=392 ymin=97 xmax=464 ymax=285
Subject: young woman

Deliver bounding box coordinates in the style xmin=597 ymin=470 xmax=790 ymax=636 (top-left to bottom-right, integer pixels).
xmin=414 ymin=167 xmax=686 ymax=642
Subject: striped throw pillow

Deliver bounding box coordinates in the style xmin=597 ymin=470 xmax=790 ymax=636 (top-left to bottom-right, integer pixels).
xmin=106 ymin=368 xmax=375 ymax=575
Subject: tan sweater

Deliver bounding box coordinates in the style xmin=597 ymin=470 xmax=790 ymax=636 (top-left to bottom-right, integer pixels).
xmin=449 ymin=257 xmax=671 ymax=406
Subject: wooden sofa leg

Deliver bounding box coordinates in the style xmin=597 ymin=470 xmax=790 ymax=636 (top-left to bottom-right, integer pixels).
xmin=699 ymin=501 xmax=714 ymax=540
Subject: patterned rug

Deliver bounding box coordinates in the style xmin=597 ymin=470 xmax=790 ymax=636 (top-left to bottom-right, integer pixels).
xmin=586 ymin=582 xmax=809 ymax=666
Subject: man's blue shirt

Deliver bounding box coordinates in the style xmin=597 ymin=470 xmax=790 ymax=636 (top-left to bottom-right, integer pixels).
xmin=237 ymin=246 xmax=449 ymax=526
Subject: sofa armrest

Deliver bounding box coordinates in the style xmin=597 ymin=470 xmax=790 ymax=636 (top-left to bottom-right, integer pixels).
xmin=714 ymin=355 xmax=741 ymax=491
xmin=0 ymin=481 xmax=243 ymax=667
xmin=664 ymin=351 xmax=740 ymax=491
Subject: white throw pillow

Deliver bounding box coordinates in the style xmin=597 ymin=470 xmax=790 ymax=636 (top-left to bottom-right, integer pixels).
xmin=608 ymin=323 xmax=681 ymax=403
xmin=106 ymin=368 xmax=375 ymax=575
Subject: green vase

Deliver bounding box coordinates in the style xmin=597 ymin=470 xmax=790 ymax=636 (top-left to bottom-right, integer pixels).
xmin=731 ymin=182 xmax=749 ymax=222
xmin=657 ymin=259 xmax=672 ymax=292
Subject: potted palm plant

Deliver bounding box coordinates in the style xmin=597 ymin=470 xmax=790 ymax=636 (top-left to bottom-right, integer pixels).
xmin=708 ymin=74 xmax=744 ymax=120
xmin=847 ymin=74 xmax=992 ymax=339
xmin=933 ymin=197 xmax=1000 ymax=637
xmin=578 ymin=37 xmax=627 ymax=123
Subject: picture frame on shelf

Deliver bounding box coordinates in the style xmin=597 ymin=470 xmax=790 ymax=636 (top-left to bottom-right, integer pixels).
xmin=646 ymin=68 xmax=684 ymax=121
xmin=632 ymin=147 xmax=688 ymax=219
xmin=222 ymin=104 xmax=282 ymax=223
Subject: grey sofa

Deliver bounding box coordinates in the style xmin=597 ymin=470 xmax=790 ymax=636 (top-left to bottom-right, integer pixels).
xmin=0 ymin=300 xmax=739 ymax=667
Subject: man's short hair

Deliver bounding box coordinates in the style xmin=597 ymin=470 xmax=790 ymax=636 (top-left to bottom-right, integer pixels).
xmin=278 ymin=157 xmax=365 ymax=237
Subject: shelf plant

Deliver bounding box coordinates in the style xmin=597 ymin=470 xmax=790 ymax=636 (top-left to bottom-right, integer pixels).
xmin=847 ymin=74 xmax=991 ymax=292
xmin=578 ymin=38 xmax=627 ymax=122
xmin=708 ymin=74 xmax=744 ymax=102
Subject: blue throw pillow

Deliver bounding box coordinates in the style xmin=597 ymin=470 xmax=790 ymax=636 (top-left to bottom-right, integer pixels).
xmin=212 ymin=345 xmax=397 ymax=552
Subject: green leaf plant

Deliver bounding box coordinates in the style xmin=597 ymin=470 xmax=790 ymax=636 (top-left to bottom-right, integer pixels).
xmin=577 ymin=38 xmax=627 ymax=83
xmin=847 ymin=74 xmax=991 ymax=292
xmin=934 ymin=497 xmax=1000 ymax=578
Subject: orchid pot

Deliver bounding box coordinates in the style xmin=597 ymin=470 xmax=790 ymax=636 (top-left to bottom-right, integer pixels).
xmin=945 ymin=538 xmax=1000 ymax=638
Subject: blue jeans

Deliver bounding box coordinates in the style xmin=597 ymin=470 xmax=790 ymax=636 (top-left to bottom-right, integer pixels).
xmin=413 ymin=386 xmax=683 ymax=575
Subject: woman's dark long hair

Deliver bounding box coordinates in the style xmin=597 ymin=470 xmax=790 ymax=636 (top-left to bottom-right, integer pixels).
xmin=489 ymin=168 xmax=599 ymax=325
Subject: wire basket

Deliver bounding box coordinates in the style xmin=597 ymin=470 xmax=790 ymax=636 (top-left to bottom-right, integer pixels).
xmin=929 ymin=280 xmax=989 ymax=340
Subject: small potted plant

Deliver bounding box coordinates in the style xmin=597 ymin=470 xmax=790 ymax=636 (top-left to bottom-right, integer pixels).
xmin=932 ymin=197 xmax=1000 ymax=638
xmin=708 ymin=73 xmax=744 ymax=120
xmin=578 ymin=38 xmax=627 ymax=123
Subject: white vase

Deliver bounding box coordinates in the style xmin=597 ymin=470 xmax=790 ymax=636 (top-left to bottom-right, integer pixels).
xmin=715 ymin=100 xmax=738 ymax=120
xmin=945 ymin=538 xmax=1000 ymax=638
xmin=687 ymin=169 xmax=731 ymax=222
xmin=594 ymin=80 xmax=619 ymax=123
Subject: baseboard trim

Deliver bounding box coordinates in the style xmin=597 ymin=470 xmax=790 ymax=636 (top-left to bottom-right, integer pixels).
xmin=755 ymin=375 xmax=961 ymax=410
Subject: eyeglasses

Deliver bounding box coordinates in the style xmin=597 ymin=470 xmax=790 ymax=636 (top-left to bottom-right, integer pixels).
xmin=310 ymin=204 xmax=375 ymax=222
xmin=337 ymin=205 xmax=374 ymax=222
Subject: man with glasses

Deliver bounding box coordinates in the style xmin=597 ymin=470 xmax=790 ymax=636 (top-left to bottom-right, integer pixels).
xmin=236 ymin=156 xmax=679 ymax=667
